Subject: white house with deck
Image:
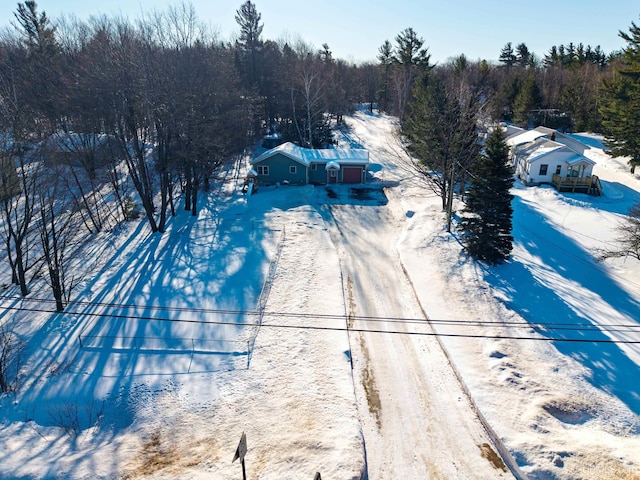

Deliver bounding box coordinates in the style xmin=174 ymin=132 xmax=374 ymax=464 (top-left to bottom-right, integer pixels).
xmin=506 ymin=126 xmax=601 ymax=195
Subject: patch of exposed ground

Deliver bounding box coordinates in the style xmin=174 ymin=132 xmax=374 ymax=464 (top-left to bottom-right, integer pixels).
xmin=126 ymin=426 xmax=220 ymax=478
xmin=346 ymin=275 xmax=381 ymax=431
xmin=542 ymin=397 xmax=597 ymax=425
xmin=131 ymin=429 xmax=180 ymax=476
xmin=478 ymin=443 xmax=508 ymax=472
xmin=347 ymin=276 xmax=356 ymax=329
xmin=359 ymin=338 xmax=382 ymax=430
xmin=566 ymin=452 xmax=640 ymax=480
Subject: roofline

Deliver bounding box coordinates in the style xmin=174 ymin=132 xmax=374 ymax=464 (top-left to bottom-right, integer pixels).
xmin=252 ymin=147 xmax=310 ymax=167
xmin=252 ymin=142 xmax=369 ymax=167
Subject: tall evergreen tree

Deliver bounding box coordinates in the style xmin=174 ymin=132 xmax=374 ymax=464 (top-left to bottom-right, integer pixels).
xmin=393 ymin=27 xmax=431 ymax=68
xmin=515 ymin=42 xmax=532 ymax=67
xmin=512 ymin=74 xmax=542 ymax=126
xmin=391 ymin=27 xmax=432 ymax=117
xmin=235 ymin=0 xmax=263 ymax=86
xmin=459 ymin=127 xmax=514 ymax=265
xmin=499 ymin=42 xmax=516 ymax=67
xmin=544 ymin=46 xmax=560 ymax=67
xmin=13 ymin=1 xmax=57 ymax=55
xmin=377 ymin=39 xmax=394 ymax=112
xmin=13 ymin=1 xmax=61 ymax=125
xmin=600 ymin=18 xmax=640 ymax=173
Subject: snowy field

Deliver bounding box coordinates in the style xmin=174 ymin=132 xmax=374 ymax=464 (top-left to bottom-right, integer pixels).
xmin=0 ymin=112 xmax=639 ymax=479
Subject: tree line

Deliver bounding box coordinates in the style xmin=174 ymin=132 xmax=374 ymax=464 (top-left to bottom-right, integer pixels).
xmin=0 ymin=0 xmax=637 ymax=327
xmin=0 ymin=0 xmax=378 ymax=318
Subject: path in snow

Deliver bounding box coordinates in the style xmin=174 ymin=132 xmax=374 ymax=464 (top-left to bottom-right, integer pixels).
xmin=318 ymin=189 xmax=512 ymax=479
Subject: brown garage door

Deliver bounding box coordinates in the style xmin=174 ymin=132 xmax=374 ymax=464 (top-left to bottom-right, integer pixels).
xmin=342 ymin=167 xmax=362 ymax=184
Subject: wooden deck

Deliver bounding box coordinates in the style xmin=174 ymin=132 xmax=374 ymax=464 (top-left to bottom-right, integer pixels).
xmin=551 ymin=174 xmax=602 ymax=195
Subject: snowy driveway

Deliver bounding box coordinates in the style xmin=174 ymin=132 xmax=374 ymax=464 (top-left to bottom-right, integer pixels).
xmin=319 ymin=187 xmax=512 ymax=479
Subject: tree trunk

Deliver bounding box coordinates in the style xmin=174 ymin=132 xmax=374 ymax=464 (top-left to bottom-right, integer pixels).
xmin=158 ymin=170 xmax=171 ymax=233
xmin=184 ymin=175 xmax=192 ymax=211
xmin=51 ymin=269 xmax=65 ymax=312
xmin=14 ymin=245 xmax=29 ymax=296
xmin=6 ymin=236 xmax=18 ymax=285
xmin=0 ymin=370 xmax=7 ymax=393
xmin=191 ymin=177 xmax=198 ymax=216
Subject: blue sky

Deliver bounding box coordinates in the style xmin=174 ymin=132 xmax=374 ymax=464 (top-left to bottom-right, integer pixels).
xmin=1 ymin=0 xmax=638 ymax=63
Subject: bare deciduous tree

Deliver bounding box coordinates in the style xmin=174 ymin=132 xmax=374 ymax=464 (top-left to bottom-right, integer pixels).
xmin=0 ymin=322 xmax=23 ymax=393
xmin=37 ymin=168 xmax=83 ymax=311
xmin=597 ymin=203 xmax=640 ymax=261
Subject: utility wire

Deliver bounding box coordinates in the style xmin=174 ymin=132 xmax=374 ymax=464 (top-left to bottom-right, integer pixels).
xmin=2 ymin=293 xmax=640 ymax=331
xmin=2 ymin=300 xmax=639 ymax=344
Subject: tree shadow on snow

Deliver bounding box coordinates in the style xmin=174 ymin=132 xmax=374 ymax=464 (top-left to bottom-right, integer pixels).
xmin=486 ymin=196 xmax=640 ymax=415
xmin=7 ymin=190 xmax=277 ymax=436
xmin=594 ymin=179 xmax=640 ymax=215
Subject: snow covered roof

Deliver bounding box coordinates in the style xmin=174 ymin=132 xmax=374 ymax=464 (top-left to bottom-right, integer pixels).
xmin=506 ymin=129 xmax=547 ymax=147
xmin=507 ymin=126 xmax=590 ymax=155
xmin=325 ymin=160 xmax=341 ymax=170
xmin=519 ymin=143 xmax=563 ymax=163
xmin=501 ymin=124 xmax=525 ymax=138
xmin=252 ymin=142 xmax=369 ymax=167
xmin=566 ymin=153 xmax=596 ymax=166
xmin=516 ymin=137 xmax=595 ymax=166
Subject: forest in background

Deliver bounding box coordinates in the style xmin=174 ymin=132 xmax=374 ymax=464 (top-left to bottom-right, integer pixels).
xmin=0 ymin=0 xmax=633 ymax=320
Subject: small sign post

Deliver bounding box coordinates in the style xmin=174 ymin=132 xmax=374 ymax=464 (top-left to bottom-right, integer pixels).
xmin=232 ymin=432 xmax=248 ymax=480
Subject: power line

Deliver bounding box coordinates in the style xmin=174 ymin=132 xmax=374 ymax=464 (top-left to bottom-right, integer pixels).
xmin=2 ymin=292 xmax=640 ymax=331
xmin=2 ymin=298 xmax=639 ymax=345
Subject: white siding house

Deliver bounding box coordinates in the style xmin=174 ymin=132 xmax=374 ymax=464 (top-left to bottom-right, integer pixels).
xmin=506 ymin=126 xmax=600 ymax=194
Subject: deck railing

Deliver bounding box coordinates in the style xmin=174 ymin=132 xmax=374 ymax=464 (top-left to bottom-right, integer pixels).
xmin=551 ymin=174 xmax=591 ymax=186
xmin=551 ymin=174 xmax=601 ymax=195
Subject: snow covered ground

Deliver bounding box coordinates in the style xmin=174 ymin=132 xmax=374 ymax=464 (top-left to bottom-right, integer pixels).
xmin=0 ymin=112 xmax=639 ymax=479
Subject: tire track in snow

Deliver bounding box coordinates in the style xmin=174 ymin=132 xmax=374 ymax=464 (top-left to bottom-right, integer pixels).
xmin=319 ymin=196 xmax=513 ymax=479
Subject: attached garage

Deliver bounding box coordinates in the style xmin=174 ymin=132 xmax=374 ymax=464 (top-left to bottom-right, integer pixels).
xmin=342 ymin=166 xmax=363 ymax=184
xmin=252 ymin=142 xmax=370 ymax=186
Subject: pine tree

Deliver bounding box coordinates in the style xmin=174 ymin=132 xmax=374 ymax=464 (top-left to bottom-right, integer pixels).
xmin=515 ymin=42 xmax=532 ymax=67
xmin=512 ymin=74 xmax=542 ymax=126
xmin=391 ymin=27 xmax=433 ymax=117
xmin=393 ymin=27 xmax=431 ymax=68
xmin=13 ymin=1 xmax=57 ymax=55
xmin=235 ymin=1 xmax=263 ymax=86
xmin=459 ymin=127 xmax=514 ymax=265
xmin=600 ymin=18 xmax=640 ymax=172
xmin=499 ymin=42 xmax=516 ymax=67
xmin=377 ymin=39 xmax=394 ymax=112
xmin=13 ymin=1 xmax=61 ymax=122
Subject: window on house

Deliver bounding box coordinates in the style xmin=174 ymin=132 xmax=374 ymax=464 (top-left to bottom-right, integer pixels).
xmin=329 ymin=169 xmax=337 ymax=178
xmin=257 ymin=165 xmax=269 ymax=175
xmin=289 ymin=165 xmax=297 ymax=174
xmin=539 ymin=164 xmax=548 ymax=176
xmin=311 ymin=163 xmax=317 ymax=170
xmin=555 ymin=165 xmax=561 ymax=175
